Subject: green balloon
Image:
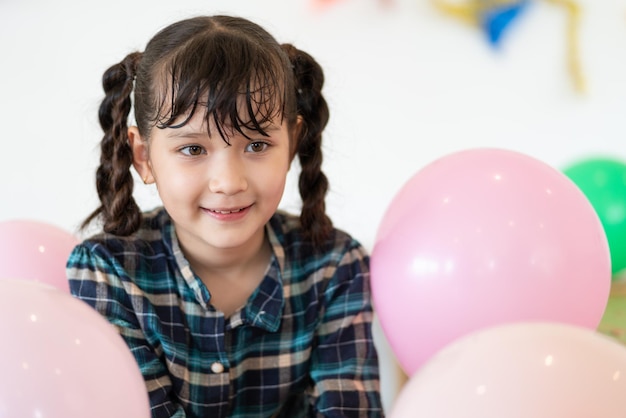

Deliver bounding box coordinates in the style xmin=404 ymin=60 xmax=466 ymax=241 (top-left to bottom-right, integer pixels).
xmin=564 ymin=157 xmax=626 ymax=276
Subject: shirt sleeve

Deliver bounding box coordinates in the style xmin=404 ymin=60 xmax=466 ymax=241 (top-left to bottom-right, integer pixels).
xmin=308 ymin=243 xmax=385 ymax=417
xmin=66 ymin=243 xmax=186 ymax=418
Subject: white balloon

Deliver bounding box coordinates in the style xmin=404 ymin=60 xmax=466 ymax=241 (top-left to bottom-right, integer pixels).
xmin=390 ymin=321 xmax=626 ymax=418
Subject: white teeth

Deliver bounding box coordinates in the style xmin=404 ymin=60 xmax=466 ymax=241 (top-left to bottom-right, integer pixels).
xmin=212 ymin=208 xmax=243 ymax=214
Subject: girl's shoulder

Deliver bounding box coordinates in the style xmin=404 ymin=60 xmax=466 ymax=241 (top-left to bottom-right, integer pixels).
xmin=269 ymin=210 xmax=368 ymax=262
xmin=67 ymin=207 xmax=180 ymax=297
xmin=76 ymin=206 xmax=173 ymax=258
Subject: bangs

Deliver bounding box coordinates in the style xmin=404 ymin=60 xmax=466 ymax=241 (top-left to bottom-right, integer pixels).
xmin=152 ymin=31 xmax=290 ymax=140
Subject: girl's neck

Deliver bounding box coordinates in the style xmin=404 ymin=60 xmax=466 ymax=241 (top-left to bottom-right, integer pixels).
xmin=177 ymin=226 xmax=270 ymax=279
xmin=177 ymin=228 xmax=272 ymax=317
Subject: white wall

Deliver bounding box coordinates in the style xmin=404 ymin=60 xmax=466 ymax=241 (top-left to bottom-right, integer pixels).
xmin=2 ymin=0 xmax=625 ymax=412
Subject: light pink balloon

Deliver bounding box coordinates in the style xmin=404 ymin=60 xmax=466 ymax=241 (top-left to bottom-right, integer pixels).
xmin=390 ymin=322 xmax=626 ymax=418
xmin=371 ymin=148 xmax=611 ymax=375
xmin=0 ymin=219 xmax=79 ymax=292
xmin=0 ymin=279 xmax=151 ymax=418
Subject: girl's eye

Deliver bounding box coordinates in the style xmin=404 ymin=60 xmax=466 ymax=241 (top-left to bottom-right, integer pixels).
xmin=245 ymin=141 xmax=269 ymax=153
xmin=180 ymin=145 xmax=205 ymax=156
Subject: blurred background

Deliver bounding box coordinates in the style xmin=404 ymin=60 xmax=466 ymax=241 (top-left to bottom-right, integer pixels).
xmin=1 ymin=0 xmax=625 ymax=412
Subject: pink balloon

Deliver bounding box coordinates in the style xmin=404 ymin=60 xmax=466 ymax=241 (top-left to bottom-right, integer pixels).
xmin=0 ymin=219 xmax=79 ymax=292
xmin=0 ymin=278 xmax=151 ymax=418
xmin=371 ymin=148 xmax=611 ymax=375
xmin=390 ymin=322 xmax=626 ymax=418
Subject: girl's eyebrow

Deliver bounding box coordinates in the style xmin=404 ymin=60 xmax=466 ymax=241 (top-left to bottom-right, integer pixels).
xmin=241 ymin=123 xmax=280 ymax=134
xmin=164 ymin=129 xmax=207 ymax=139
xmin=260 ymin=124 xmax=280 ymax=132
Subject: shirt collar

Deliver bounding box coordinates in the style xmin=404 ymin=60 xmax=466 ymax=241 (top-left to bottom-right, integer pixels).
xmin=168 ymin=223 xmax=212 ymax=310
xmin=236 ymin=221 xmax=285 ymax=332
xmin=168 ymin=213 xmax=286 ymax=332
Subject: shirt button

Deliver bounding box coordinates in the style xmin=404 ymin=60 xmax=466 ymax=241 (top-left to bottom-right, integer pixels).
xmin=211 ymin=362 xmax=224 ymax=374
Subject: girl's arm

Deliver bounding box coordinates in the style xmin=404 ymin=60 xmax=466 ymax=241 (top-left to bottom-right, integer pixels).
xmin=309 ymin=244 xmax=385 ymax=417
xmin=67 ymin=244 xmax=186 ymax=418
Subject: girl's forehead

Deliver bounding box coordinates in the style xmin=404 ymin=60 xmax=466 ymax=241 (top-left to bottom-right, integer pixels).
xmin=148 ymin=53 xmax=292 ymax=138
xmin=159 ymin=98 xmax=285 ymax=137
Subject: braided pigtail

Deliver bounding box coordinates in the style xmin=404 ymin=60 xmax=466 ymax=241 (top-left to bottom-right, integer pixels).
xmin=82 ymin=52 xmax=143 ymax=236
xmin=281 ymin=44 xmax=333 ymax=248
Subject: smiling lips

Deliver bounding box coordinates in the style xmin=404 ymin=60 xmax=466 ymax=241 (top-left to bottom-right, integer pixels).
xmin=208 ymin=208 xmax=245 ymax=214
xmin=203 ymin=204 xmax=252 ymax=220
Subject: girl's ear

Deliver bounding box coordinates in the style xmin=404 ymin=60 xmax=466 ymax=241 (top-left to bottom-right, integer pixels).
xmin=128 ymin=126 xmax=154 ymax=184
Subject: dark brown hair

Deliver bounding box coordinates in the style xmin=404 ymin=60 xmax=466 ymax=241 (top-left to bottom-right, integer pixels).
xmin=83 ymin=15 xmax=332 ymax=247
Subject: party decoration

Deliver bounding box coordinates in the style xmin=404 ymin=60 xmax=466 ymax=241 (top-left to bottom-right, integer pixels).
xmin=481 ymin=0 xmax=529 ymax=45
xmin=432 ymin=0 xmax=585 ymax=93
xmin=0 ymin=219 xmax=79 ymax=292
xmin=371 ymin=148 xmax=611 ymax=375
xmin=0 ymin=278 xmax=151 ymax=418
xmin=432 ymin=0 xmax=530 ymax=46
xmin=563 ymin=157 xmax=626 ymax=276
xmin=390 ymin=322 xmax=626 ymax=417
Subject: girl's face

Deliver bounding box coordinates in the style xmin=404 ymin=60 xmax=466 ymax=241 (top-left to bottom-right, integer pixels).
xmin=133 ymin=108 xmax=292 ymax=259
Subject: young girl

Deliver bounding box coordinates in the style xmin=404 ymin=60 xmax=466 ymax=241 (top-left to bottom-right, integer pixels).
xmin=66 ymin=15 xmax=383 ymax=418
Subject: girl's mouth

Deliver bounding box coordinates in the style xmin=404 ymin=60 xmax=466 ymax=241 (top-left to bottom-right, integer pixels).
xmin=202 ymin=204 xmax=252 ymax=220
xmin=207 ymin=208 xmax=245 ymax=214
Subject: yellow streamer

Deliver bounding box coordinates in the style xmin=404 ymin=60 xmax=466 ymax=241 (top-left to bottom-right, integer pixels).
xmin=431 ymin=0 xmax=521 ymax=25
xmin=544 ymin=0 xmax=585 ymax=93
xmin=431 ymin=0 xmax=586 ymax=94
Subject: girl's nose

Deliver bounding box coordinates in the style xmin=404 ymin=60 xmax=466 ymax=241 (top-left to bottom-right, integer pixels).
xmin=208 ymin=153 xmax=248 ymax=195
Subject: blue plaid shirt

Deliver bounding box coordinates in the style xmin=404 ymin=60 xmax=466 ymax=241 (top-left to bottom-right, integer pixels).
xmin=67 ymin=208 xmax=383 ymax=417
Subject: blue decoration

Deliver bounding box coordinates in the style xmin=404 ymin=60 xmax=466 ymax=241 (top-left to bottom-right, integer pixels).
xmin=480 ymin=0 xmax=530 ymax=47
